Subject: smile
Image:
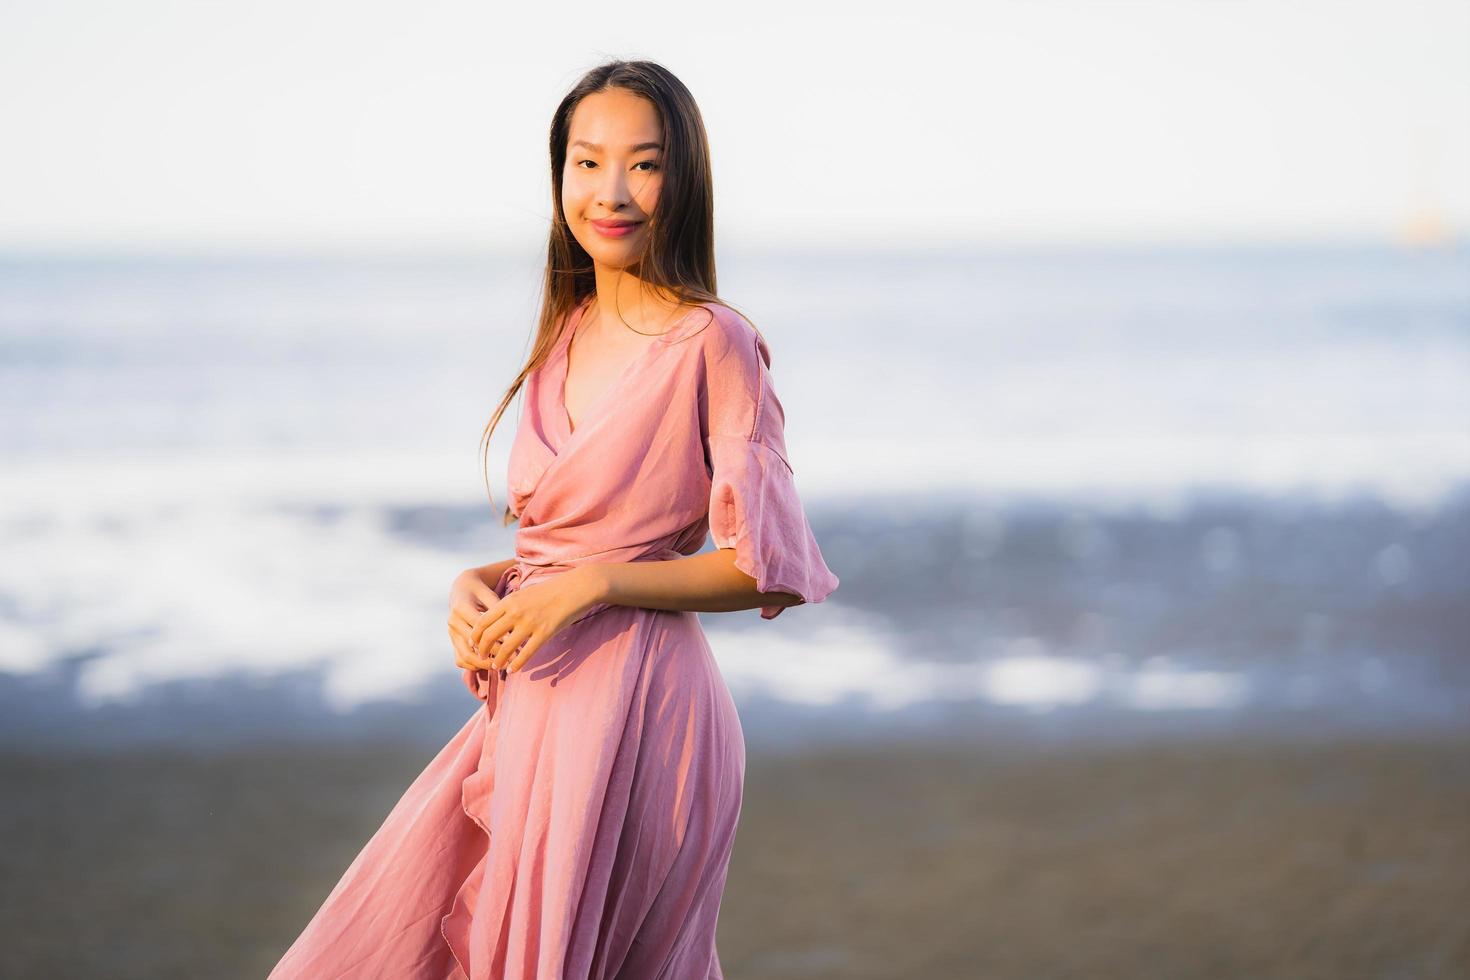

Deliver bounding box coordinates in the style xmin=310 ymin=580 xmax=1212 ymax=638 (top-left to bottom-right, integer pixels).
xmin=590 ymin=218 xmax=642 ymax=239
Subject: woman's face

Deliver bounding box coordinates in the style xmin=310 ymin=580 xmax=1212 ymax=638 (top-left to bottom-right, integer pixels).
xmin=561 ymin=88 xmax=664 ymax=270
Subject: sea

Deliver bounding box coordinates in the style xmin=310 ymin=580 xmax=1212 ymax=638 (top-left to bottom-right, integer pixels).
xmin=1 ymin=241 xmax=1467 ymax=751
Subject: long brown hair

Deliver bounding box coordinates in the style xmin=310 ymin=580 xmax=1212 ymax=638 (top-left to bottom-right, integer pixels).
xmin=479 ymin=59 xmax=754 ymax=525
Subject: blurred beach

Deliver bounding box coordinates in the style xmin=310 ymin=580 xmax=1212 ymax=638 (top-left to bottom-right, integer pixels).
xmin=3 ymin=733 xmax=1466 ymax=978
xmin=2 ymin=241 xmax=1468 ymax=976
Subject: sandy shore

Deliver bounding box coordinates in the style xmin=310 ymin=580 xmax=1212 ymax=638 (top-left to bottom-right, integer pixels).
xmin=2 ymin=731 xmax=1466 ymax=979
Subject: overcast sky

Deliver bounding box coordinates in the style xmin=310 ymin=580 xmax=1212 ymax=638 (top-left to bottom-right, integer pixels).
xmin=2 ymin=0 xmax=1466 ymax=253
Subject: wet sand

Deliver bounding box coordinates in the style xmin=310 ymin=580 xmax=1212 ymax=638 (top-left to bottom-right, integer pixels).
xmin=2 ymin=731 xmax=1466 ymax=979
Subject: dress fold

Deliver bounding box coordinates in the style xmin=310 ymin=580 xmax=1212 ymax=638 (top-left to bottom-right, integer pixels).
xmin=707 ymin=434 xmax=840 ymax=619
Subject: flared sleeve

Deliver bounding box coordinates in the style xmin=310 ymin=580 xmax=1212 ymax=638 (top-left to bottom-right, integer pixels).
xmin=702 ymin=314 xmax=839 ymax=619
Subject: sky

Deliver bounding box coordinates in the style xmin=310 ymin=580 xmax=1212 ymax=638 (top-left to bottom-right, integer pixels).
xmin=1 ymin=0 xmax=1466 ymax=253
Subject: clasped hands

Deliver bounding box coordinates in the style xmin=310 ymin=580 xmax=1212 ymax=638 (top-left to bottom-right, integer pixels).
xmin=448 ymin=564 xmax=603 ymax=676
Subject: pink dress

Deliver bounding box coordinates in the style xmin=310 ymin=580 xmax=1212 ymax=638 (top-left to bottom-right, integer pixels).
xmin=267 ymin=297 xmax=839 ymax=980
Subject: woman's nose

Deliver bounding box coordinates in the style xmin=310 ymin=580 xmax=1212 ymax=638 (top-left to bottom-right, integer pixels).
xmin=598 ymin=175 xmax=631 ymax=209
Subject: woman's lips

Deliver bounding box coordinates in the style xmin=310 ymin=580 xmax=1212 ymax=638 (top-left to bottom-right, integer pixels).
xmin=590 ymin=218 xmax=642 ymax=239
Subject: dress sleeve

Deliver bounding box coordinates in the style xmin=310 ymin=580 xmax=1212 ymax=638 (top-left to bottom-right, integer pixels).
xmin=703 ymin=316 xmax=839 ymax=619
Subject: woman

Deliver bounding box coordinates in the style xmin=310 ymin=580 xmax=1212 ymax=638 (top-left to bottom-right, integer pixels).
xmin=268 ymin=59 xmax=838 ymax=980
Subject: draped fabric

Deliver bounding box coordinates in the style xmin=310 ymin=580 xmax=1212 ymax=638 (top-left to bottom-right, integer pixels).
xmin=268 ymin=298 xmax=839 ymax=979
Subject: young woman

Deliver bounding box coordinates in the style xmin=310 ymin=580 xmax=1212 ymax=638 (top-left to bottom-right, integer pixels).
xmin=268 ymin=59 xmax=839 ymax=980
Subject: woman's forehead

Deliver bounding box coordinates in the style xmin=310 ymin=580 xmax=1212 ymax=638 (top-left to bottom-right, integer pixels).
xmin=569 ymin=90 xmax=661 ymax=144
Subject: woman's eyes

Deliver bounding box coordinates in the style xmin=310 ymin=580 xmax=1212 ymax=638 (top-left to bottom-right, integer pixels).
xmin=574 ymin=159 xmax=659 ymax=172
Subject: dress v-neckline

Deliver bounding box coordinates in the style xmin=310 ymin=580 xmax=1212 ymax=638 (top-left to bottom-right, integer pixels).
xmin=553 ymin=298 xmax=699 ymax=448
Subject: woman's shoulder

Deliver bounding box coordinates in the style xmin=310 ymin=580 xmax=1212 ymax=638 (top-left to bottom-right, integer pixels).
xmin=678 ymin=300 xmax=770 ymax=370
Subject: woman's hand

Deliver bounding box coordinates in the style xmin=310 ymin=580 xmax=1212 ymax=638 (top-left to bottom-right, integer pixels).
xmin=449 ymin=566 xmax=508 ymax=673
xmin=469 ymin=566 xmax=605 ymax=675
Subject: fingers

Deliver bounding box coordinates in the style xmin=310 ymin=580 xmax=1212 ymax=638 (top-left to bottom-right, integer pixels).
xmin=504 ymin=633 xmax=544 ymax=675
xmin=460 ymin=584 xmax=551 ymax=675
xmin=470 ymin=605 xmax=506 ymax=649
xmin=451 ymin=587 xmax=498 ymax=634
xmin=458 ymin=613 xmax=542 ymax=676
xmin=473 ymin=607 xmax=524 ymax=657
xmin=448 ymin=610 xmax=474 ymax=648
xmin=449 ymin=579 xmax=520 ymax=674
xmin=448 ymin=608 xmax=483 ymax=664
xmin=487 ymin=624 xmax=527 ymax=672
xmin=449 ymin=625 xmax=490 ymax=671
xmin=449 ymin=590 xmax=492 ymax=650
xmin=471 ymin=612 xmax=516 ymax=663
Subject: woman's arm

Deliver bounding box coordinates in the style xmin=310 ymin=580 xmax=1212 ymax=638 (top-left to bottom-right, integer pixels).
xmin=469 ymin=550 xmax=802 ymax=674
xmin=578 ymin=548 xmax=802 ymax=616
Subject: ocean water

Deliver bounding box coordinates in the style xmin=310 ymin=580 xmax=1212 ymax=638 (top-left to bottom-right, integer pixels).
xmin=1 ymin=242 xmax=1467 ymax=749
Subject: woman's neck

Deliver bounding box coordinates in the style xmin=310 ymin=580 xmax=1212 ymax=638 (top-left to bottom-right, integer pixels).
xmin=588 ymin=268 xmax=687 ymax=336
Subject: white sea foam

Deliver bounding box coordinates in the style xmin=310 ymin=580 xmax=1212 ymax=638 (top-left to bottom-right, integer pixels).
xmin=709 ymin=623 xmax=1253 ymax=715
xmin=0 ymin=452 xmax=497 ymax=712
xmin=0 ymin=449 xmax=1264 ymax=716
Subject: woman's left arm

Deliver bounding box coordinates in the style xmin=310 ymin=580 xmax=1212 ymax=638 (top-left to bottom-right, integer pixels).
xmin=585 ymin=548 xmax=802 ymax=616
xmin=469 ymin=550 xmax=798 ymax=674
